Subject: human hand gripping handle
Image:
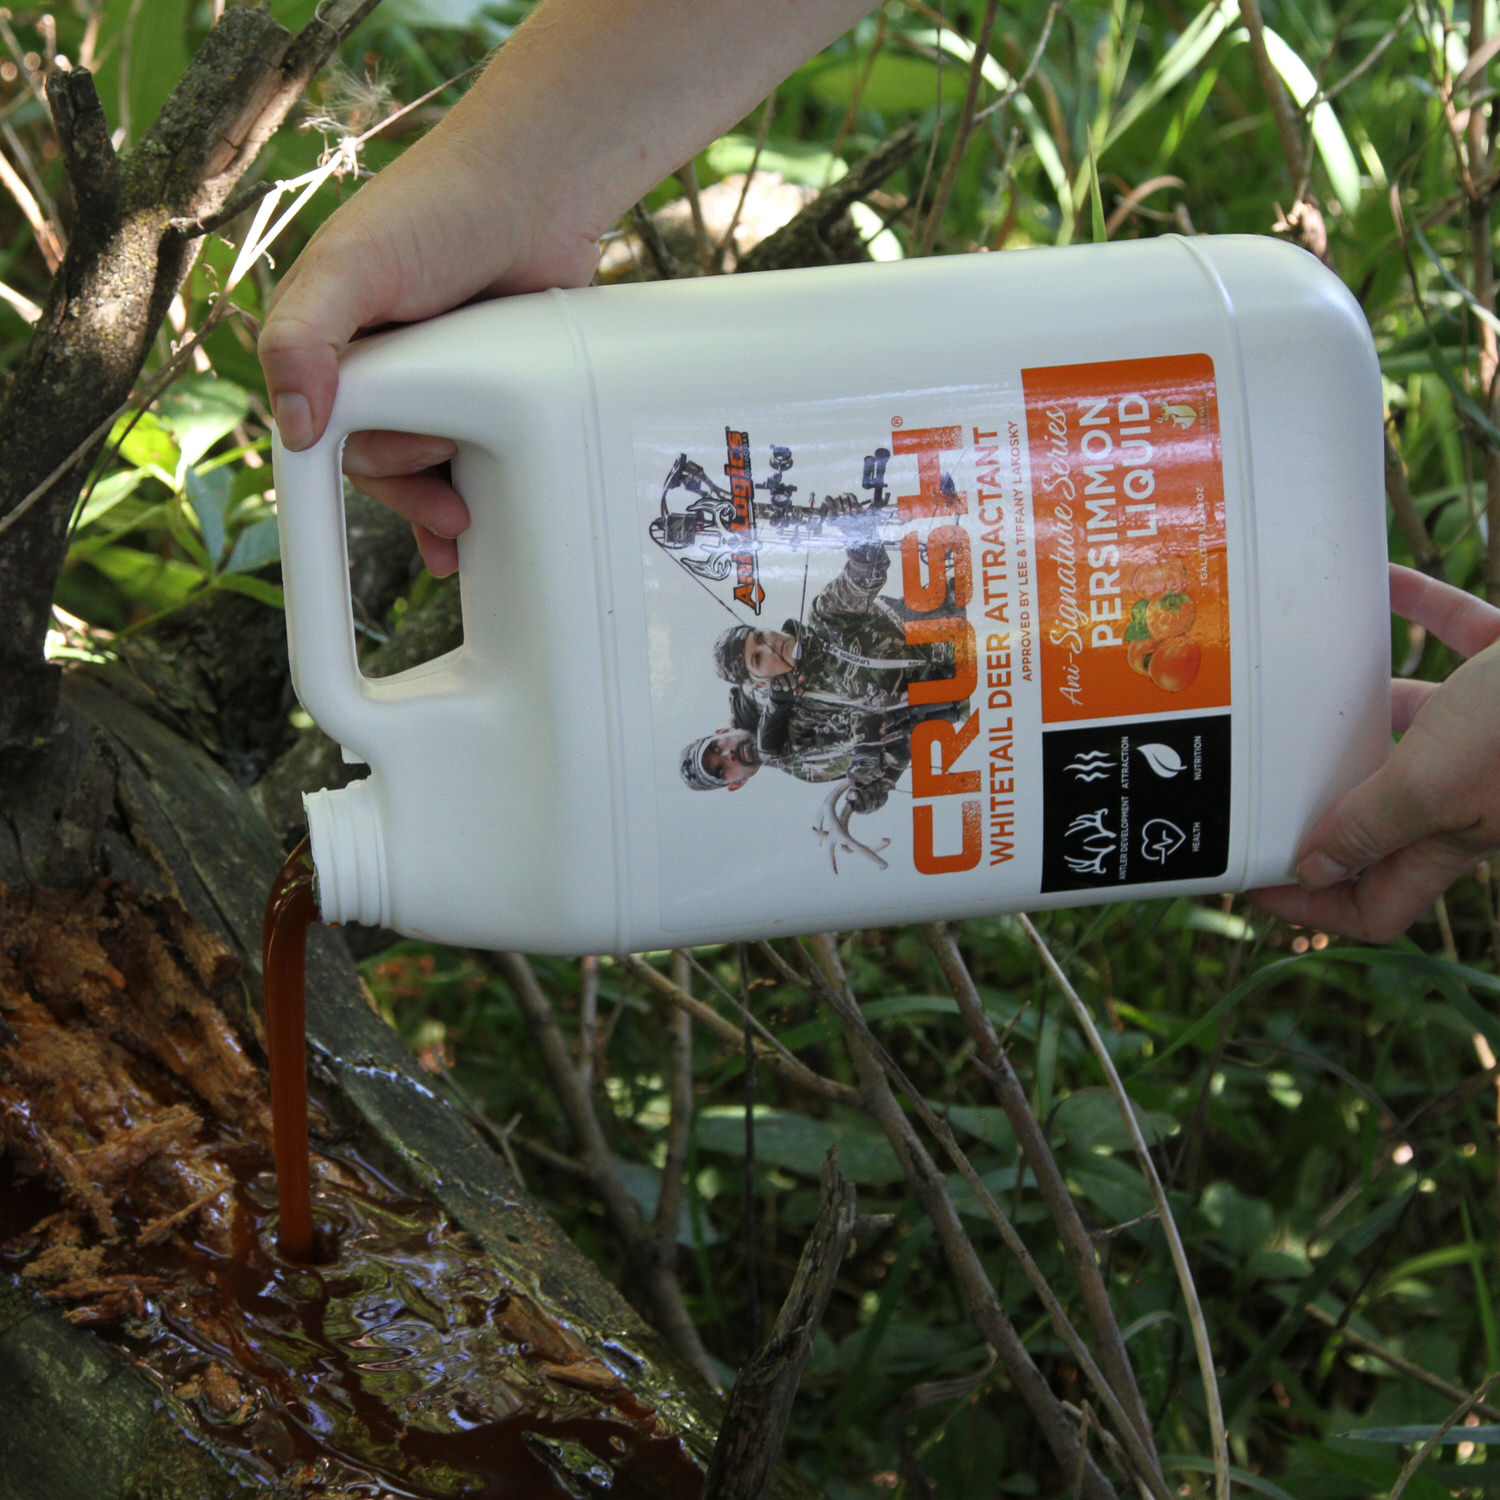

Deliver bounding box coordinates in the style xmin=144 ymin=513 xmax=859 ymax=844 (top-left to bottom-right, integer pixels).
xmin=257 ymin=124 xmax=601 ymax=576
xmin=258 ymin=0 xmax=879 ymax=576
xmin=1251 ymin=564 xmax=1500 ymax=941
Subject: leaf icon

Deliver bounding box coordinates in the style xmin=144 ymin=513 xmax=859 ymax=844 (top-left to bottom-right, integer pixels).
xmin=1138 ymin=743 xmax=1185 ymax=778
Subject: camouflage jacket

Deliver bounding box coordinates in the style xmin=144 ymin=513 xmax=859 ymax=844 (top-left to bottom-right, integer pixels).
xmin=753 ymin=544 xmax=967 ymax=812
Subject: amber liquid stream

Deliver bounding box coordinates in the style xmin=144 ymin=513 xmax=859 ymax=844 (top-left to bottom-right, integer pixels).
xmin=261 ymin=836 xmax=319 ymax=1262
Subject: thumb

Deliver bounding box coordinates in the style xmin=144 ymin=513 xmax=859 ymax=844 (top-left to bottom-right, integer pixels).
xmin=258 ymin=234 xmax=399 ymax=451
xmin=258 ymin=304 xmax=342 ymax=452
xmin=1294 ymin=756 xmax=1430 ymax=891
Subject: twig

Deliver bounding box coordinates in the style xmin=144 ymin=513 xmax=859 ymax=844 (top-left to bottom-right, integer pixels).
xmin=577 ymin=954 xmax=600 ymax=1090
xmin=923 ymin=922 xmax=1161 ymax=1475
xmin=1238 ymin=0 xmax=1311 ymax=197
xmin=973 ymin=0 xmax=1063 ymax=128
xmin=916 ymin=0 xmax=1000 ymax=257
xmin=1103 ymin=175 xmax=1186 ymax=238
xmin=801 ymin=935 xmax=1123 ymax=1500
xmin=824 ymin=8 xmax=887 ymax=188
xmin=675 ymin=159 xmax=713 ymax=270
xmin=1309 ymin=3 xmax=1416 ymax=107
xmin=629 ymin=200 xmax=682 ymax=280
xmin=618 ymin=953 xmax=859 ymax=1108
xmin=714 ymin=88 xmax=777 ymax=273
xmin=1306 ymin=1301 xmax=1500 ymax=1420
xmin=1387 ymin=1370 xmax=1500 ymax=1499
xmin=0 ymin=134 xmax=64 ymax=271
xmin=703 ymin=1152 xmax=857 ymax=1500
xmin=1385 ymin=428 xmax=1437 ymax=570
xmin=653 ymin=953 xmax=694 ymax=1272
xmin=493 ymin=951 xmax=717 ymax=1386
xmin=739 ymin=944 xmax=762 ymax=1352
xmin=1018 ymin=914 xmax=1230 ymax=1500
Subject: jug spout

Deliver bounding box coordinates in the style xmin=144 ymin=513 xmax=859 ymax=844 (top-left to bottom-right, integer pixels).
xmin=304 ymin=778 xmax=388 ymax=928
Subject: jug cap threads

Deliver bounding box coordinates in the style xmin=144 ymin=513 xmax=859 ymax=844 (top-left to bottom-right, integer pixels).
xmin=304 ymin=778 xmax=388 ymax=928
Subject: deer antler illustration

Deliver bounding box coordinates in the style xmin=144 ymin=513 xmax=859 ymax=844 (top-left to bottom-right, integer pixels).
xmin=812 ymin=780 xmax=891 ymax=873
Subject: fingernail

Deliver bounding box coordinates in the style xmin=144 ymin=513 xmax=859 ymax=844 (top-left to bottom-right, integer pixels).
xmin=1296 ymin=851 xmax=1350 ymax=890
xmin=274 ymin=393 xmax=314 ymax=451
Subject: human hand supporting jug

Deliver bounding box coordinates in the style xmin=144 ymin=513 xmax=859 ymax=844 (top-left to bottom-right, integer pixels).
xmin=1252 ymin=565 xmax=1500 ymax=942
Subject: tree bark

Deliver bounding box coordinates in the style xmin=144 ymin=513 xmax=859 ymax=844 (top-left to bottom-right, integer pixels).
xmin=0 ymin=2 xmax=382 ymax=755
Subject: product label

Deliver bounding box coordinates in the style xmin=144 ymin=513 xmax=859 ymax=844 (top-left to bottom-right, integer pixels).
xmin=634 ymin=355 xmax=1231 ymax=930
xmin=1025 ymin=355 xmax=1230 ymax=723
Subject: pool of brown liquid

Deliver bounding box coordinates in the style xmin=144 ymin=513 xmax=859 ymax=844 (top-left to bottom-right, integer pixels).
xmin=1 ymin=876 xmax=705 ymax=1497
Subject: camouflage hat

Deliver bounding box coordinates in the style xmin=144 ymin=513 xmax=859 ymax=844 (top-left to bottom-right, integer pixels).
xmin=713 ymin=624 xmax=753 ymax=684
xmin=680 ymin=735 xmax=726 ymax=790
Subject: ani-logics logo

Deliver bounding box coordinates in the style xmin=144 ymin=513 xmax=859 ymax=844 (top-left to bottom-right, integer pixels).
xmin=723 ymin=429 xmax=764 ymax=613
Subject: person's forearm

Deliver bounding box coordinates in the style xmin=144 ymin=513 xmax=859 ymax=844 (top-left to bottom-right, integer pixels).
xmin=440 ymin=0 xmax=875 ymax=243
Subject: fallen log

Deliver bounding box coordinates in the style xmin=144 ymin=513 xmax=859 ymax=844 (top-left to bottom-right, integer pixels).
xmin=0 ymin=672 xmax=823 ymax=1499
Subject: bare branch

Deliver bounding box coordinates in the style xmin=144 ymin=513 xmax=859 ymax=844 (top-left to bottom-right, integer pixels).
xmin=801 ymin=935 xmax=1122 ymax=1500
xmin=1018 ymin=915 xmax=1230 ymax=1500
xmin=923 ymin=922 xmax=1160 ymax=1474
xmin=493 ymin=951 xmax=717 ymax=1386
xmin=618 ymin=953 xmax=859 ymax=1108
xmin=630 ymin=200 xmax=683 ymax=280
xmin=0 ymin=132 xmax=65 ymax=270
xmin=916 ymin=0 xmax=999 ymax=257
xmin=704 ymin=1152 xmax=857 ymax=1500
xmin=653 ymin=952 xmax=695 ymax=1271
xmin=1385 ymin=429 xmax=1437 ymax=571
xmin=1238 ymin=0 xmax=1310 ymax=195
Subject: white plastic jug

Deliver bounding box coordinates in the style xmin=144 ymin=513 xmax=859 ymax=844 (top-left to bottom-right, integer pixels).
xmin=273 ymin=234 xmax=1391 ymax=953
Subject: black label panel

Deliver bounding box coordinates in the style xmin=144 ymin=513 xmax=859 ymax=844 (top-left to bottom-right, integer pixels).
xmin=1040 ymin=715 xmax=1231 ymax=893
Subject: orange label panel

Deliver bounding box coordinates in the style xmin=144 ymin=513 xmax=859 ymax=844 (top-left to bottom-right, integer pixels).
xmin=1023 ymin=354 xmax=1229 ymax=724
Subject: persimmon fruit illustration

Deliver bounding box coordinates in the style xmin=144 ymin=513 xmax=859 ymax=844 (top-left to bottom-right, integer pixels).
xmin=1148 ymin=634 xmax=1201 ymax=692
xmin=1127 ymin=637 xmax=1155 ymax=677
xmin=1145 ymin=589 xmax=1195 ymax=639
xmin=1130 ymin=557 xmax=1190 ymax=597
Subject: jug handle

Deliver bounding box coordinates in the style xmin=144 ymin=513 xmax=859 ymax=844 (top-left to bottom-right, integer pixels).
xmin=273 ymin=419 xmax=450 ymax=756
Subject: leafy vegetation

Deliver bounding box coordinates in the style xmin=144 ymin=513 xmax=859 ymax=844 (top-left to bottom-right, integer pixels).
xmin=5 ymin=1 xmax=1500 ymax=1496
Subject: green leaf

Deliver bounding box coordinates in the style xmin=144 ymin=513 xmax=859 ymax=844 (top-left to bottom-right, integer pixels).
xmin=224 ymin=516 xmax=282 ymax=575
xmin=1096 ymin=0 xmax=1240 ymax=156
xmin=802 ymin=49 xmax=970 ymax=114
xmin=1222 ymin=1182 xmax=1417 ymax=1421
xmin=1161 ymin=1455 xmax=1301 ymax=1500
xmin=112 ymin=411 xmax=179 ymax=477
xmin=214 ymin=573 xmax=285 ymax=610
xmin=87 ymin=545 xmax=205 ymax=612
xmin=370 ymin=0 xmax=505 ymax=28
xmin=702 ymin=134 xmax=848 ymax=188
xmin=159 ymin=376 xmax=252 ymax=474
xmin=1199 ymin=1179 xmax=1274 ymax=1257
xmin=1051 ymin=1087 xmax=1175 ymax=1151
xmin=612 ymin=1158 xmax=717 ymax=1249
xmin=75 ymin=469 xmax=146 ymax=531
xmin=93 ymin=0 xmax=192 ymax=142
xmin=184 ymin=465 xmax=230 ymax=569
xmin=1063 ymin=1153 xmax=1158 ymax=1225
xmin=694 ymin=1106 xmax=904 ymax=1186
xmin=1261 ymin=26 xmax=1363 ymax=215
xmin=1087 ymin=130 xmax=1106 ymax=244
xmin=1341 ymin=1424 xmax=1500 ymax=1445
